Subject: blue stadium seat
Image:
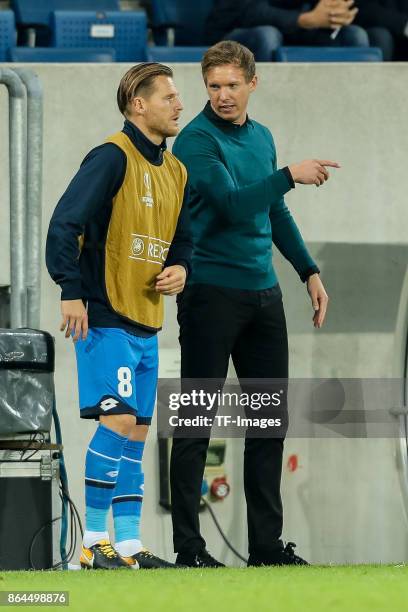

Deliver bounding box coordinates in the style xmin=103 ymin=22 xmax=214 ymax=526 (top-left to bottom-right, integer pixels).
xmin=275 ymin=46 xmax=383 ymax=62
xmin=150 ymin=0 xmax=214 ymax=46
xmin=147 ymin=46 xmax=208 ymax=63
xmin=9 ymin=46 xmax=116 ymax=62
xmin=11 ymin=1 xmax=120 ymax=46
xmin=11 ymin=1 xmax=120 ymax=28
xmin=0 ymin=10 xmax=16 ymax=61
xmin=52 ymin=11 xmax=147 ymax=62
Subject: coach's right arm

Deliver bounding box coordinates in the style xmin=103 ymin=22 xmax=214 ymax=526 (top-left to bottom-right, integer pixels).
xmin=173 ymin=128 xmax=336 ymax=226
xmin=173 ymin=129 xmax=294 ymax=225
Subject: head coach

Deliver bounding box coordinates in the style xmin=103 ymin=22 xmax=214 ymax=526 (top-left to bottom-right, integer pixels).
xmin=170 ymin=41 xmax=339 ymax=568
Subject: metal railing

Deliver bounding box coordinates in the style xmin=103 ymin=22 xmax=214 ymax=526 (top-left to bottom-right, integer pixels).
xmin=0 ymin=67 xmax=43 ymax=328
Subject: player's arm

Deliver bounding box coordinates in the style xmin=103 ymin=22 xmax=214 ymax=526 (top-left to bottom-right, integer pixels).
xmin=45 ymin=144 xmax=125 ymax=340
xmin=172 ymin=129 xmax=293 ymax=224
xmin=156 ymin=185 xmax=193 ymax=296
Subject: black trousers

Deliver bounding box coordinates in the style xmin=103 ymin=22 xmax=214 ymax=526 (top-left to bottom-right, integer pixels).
xmin=170 ymin=283 xmax=289 ymax=557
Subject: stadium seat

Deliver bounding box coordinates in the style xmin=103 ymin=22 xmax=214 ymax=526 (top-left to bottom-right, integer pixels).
xmin=275 ymin=46 xmax=383 ymax=62
xmin=147 ymin=46 xmax=208 ymax=63
xmin=52 ymin=11 xmax=147 ymax=62
xmin=11 ymin=1 xmax=120 ymax=46
xmin=0 ymin=10 xmax=16 ymax=61
xmin=150 ymin=0 xmax=214 ymax=46
xmin=9 ymin=46 xmax=116 ymax=63
xmin=11 ymin=0 xmax=120 ymax=28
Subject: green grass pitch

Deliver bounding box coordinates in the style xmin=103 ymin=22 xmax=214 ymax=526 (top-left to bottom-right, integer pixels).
xmin=2 ymin=566 xmax=408 ymax=611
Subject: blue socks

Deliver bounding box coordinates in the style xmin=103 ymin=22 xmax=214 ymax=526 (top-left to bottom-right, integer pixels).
xmin=112 ymin=440 xmax=145 ymax=557
xmin=83 ymin=425 xmax=145 ymax=555
xmin=83 ymin=424 xmax=127 ymax=548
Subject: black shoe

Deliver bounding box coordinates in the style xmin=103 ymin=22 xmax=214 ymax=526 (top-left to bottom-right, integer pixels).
xmin=176 ymin=549 xmax=225 ymax=568
xmin=123 ymin=548 xmax=177 ymax=569
xmin=247 ymin=542 xmax=309 ymax=567
xmin=80 ymin=540 xmax=131 ymax=570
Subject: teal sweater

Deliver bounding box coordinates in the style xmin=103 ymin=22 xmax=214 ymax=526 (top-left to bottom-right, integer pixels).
xmin=173 ymin=102 xmax=318 ymax=290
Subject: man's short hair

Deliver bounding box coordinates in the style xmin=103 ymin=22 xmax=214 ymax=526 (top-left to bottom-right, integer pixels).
xmin=117 ymin=62 xmax=173 ymax=116
xmin=201 ymin=41 xmax=256 ymax=83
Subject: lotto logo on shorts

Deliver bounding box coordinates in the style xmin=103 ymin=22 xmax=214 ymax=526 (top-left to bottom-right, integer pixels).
xmin=130 ymin=234 xmax=170 ymax=266
xmin=100 ymin=398 xmax=119 ymax=411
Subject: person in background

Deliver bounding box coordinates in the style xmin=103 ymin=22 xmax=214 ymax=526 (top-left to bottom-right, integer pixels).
xmin=205 ymin=0 xmax=384 ymax=60
xmin=355 ymin=0 xmax=408 ymax=60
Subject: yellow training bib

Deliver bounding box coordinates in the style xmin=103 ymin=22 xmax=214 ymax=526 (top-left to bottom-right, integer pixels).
xmin=103 ymin=131 xmax=186 ymax=330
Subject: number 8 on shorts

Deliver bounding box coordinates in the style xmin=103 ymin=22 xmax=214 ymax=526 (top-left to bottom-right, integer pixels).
xmin=118 ymin=366 xmax=133 ymax=398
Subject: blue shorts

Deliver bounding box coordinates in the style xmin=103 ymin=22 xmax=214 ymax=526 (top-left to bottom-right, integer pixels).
xmin=74 ymin=328 xmax=158 ymax=425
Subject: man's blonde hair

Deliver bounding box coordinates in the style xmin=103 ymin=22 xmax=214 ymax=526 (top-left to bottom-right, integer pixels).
xmin=117 ymin=62 xmax=173 ymax=116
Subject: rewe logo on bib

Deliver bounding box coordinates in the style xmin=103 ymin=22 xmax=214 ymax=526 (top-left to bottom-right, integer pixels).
xmin=129 ymin=234 xmax=170 ymax=265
